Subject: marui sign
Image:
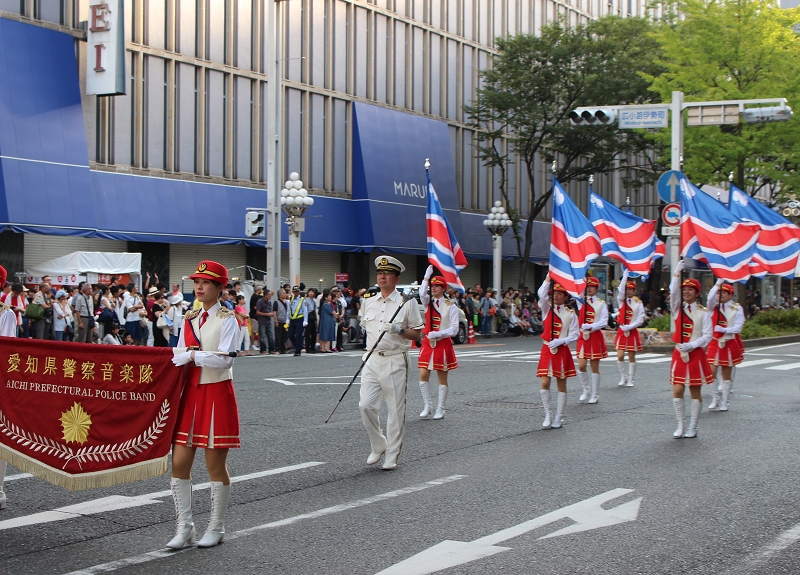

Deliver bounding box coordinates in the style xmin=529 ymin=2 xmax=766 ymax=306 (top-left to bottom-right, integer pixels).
xmin=86 ymin=0 xmax=126 ymax=95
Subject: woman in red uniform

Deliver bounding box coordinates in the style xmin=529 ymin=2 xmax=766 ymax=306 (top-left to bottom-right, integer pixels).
xmin=418 ymin=266 xmax=459 ymax=420
xmin=167 ymin=261 xmax=240 ymax=549
xmin=615 ymin=269 xmax=645 ymax=387
xmin=669 ymin=260 xmax=713 ymax=438
xmin=705 ymin=278 xmax=745 ymax=412
xmin=576 ymin=276 xmax=608 ymax=404
xmin=536 ymin=275 xmax=578 ymax=429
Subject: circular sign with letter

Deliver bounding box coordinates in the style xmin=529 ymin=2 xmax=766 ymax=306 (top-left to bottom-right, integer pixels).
xmin=662 ymin=203 xmax=681 ymax=226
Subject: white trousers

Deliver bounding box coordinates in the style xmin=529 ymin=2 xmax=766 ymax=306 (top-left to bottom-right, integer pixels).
xmin=359 ymin=352 xmax=409 ymax=462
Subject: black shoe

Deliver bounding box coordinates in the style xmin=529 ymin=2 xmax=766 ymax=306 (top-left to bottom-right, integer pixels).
xmin=294 ymin=352 xmax=301 ymax=357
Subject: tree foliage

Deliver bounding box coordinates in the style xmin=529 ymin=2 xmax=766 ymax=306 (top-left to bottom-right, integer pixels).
xmin=465 ymin=16 xmax=666 ymax=289
xmin=645 ymin=0 xmax=800 ymax=201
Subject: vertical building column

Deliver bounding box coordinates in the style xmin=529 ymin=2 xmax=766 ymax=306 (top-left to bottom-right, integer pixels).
xmin=386 ymin=15 xmax=395 ymax=106
xmin=195 ymin=2 xmax=207 ymax=176
xmin=366 ymin=8 xmax=375 ymax=101
xmin=422 ymin=30 xmax=430 ymax=114
xmin=251 ymin=0 xmax=262 ymax=183
xmin=63 ymin=0 xmax=74 ymax=27
xmin=226 ymin=73 xmax=235 ymax=179
xmin=346 ymin=2 xmax=355 ymax=96
xmin=405 ymin=22 xmax=412 ymax=107
xmin=166 ymin=0 xmax=177 ymax=172
xmin=132 ymin=0 xmax=145 ymax=168
xmin=324 ymin=95 xmax=333 ymax=191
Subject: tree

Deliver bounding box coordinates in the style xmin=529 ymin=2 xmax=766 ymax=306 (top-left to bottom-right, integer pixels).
xmin=645 ymin=0 xmax=800 ymax=202
xmin=465 ymin=16 xmax=666 ymax=290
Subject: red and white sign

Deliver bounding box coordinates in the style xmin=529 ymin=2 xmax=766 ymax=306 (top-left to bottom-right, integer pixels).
xmin=27 ymin=275 xmax=85 ymax=287
xmin=86 ymin=0 xmax=126 ymax=95
xmin=662 ymin=203 xmax=681 ymax=226
xmin=335 ymin=273 xmax=349 ymax=283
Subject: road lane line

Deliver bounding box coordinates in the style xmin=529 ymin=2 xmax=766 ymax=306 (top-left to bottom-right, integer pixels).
xmin=61 ymin=474 xmax=468 ymax=575
xmin=735 ymin=359 xmax=782 ymax=368
xmin=765 ymin=362 xmax=800 ymax=371
xmin=746 ymin=342 xmax=800 ymax=353
xmin=0 ymin=462 xmax=325 ymax=531
xmin=725 ymin=521 xmax=800 ymax=574
xmin=635 ymin=357 xmax=674 ymax=364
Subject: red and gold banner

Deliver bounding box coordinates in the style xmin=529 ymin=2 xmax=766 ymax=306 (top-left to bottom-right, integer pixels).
xmin=0 ymin=338 xmax=183 ymax=490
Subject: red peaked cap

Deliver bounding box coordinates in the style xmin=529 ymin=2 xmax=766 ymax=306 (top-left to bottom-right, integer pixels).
xmin=682 ymin=278 xmax=701 ymax=292
xmin=585 ymin=277 xmax=600 ymax=287
xmin=720 ymin=283 xmax=735 ymax=294
xmin=430 ymin=276 xmax=446 ymax=287
xmin=189 ymin=261 xmax=229 ymax=285
xmin=552 ymin=282 xmax=569 ymax=294
xmin=625 ymin=280 xmax=636 ymax=290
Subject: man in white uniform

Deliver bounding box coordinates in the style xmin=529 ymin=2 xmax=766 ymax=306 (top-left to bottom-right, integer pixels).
xmin=0 ymin=265 xmax=16 ymax=510
xmin=358 ymin=256 xmax=424 ymax=470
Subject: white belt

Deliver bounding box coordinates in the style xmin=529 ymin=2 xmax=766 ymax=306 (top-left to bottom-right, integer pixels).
xmin=363 ymin=349 xmax=408 ymax=361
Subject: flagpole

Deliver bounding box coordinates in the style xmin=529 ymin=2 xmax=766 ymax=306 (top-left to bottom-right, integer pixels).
xmin=551 ymin=160 xmax=557 ymax=344
xmin=679 ymin=155 xmax=686 ymax=345
xmin=727 ymin=171 xmax=734 ymax=208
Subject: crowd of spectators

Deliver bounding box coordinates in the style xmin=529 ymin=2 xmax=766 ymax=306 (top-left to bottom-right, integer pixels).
xmin=444 ymin=284 xmax=543 ymax=337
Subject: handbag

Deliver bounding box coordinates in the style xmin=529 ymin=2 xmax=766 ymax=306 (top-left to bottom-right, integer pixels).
xmin=24 ymin=303 xmax=45 ymax=320
xmin=97 ymin=307 xmax=116 ymax=323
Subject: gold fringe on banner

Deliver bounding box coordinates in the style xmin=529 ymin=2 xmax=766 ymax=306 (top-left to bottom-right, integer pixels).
xmin=0 ymin=444 xmax=168 ymax=491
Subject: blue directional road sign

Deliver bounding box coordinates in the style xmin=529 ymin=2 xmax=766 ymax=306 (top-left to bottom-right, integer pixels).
xmin=657 ymin=170 xmax=682 ymax=203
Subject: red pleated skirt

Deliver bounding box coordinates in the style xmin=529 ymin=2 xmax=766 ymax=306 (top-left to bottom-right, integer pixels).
xmin=576 ymin=330 xmax=608 ymax=360
xmin=418 ymin=337 xmax=458 ymax=371
xmin=706 ymin=335 xmax=744 ymax=367
xmin=615 ymin=328 xmax=643 ymax=351
xmin=173 ymin=379 xmax=241 ymax=449
xmin=670 ymin=347 xmax=714 ymax=386
xmin=537 ymin=344 xmax=576 ymax=378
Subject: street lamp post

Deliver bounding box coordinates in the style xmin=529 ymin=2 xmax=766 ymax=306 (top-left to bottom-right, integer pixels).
xmin=483 ymin=201 xmax=512 ymax=292
xmin=280 ymin=172 xmax=314 ymax=287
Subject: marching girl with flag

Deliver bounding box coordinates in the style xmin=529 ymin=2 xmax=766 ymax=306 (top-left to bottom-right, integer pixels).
xmin=576 ymin=276 xmax=608 ymax=404
xmin=168 ymin=261 xmax=240 ymax=548
xmin=705 ymin=278 xmax=745 ymax=411
xmin=669 ymin=260 xmax=713 ymax=438
xmin=536 ymin=275 xmax=579 ymax=429
xmin=615 ymin=269 xmax=645 ymax=387
xmin=417 ymin=266 xmax=460 ymax=420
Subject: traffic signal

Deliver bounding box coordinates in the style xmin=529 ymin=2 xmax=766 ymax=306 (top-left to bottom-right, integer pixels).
xmin=741 ymin=106 xmax=793 ymax=124
xmin=568 ymin=108 xmax=618 ymax=126
xmin=245 ymin=210 xmax=266 ymax=237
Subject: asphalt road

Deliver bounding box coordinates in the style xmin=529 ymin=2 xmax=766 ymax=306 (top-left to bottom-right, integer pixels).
xmin=2 ymin=338 xmax=800 ymax=575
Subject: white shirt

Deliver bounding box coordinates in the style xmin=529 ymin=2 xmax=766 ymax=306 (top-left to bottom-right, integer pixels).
xmin=53 ymin=301 xmax=68 ymax=331
xmin=616 ymin=270 xmax=645 ymax=330
xmin=577 ymin=295 xmax=609 ymax=331
xmin=537 ymin=279 xmax=579 ymax=344
xmin=359 ymin=289 xmax=424 ymax=351
xmin=175 ymin=302 xmax=237 ymax=370
xmin=419 ymin=277 xmax=460 ymax=339
xmin=0 ymin=307 xmax=16 ymax=337
xmin=669 ymin=273 xmax=713 ymax=349
xmin=706 ymin=284 xmax=746 ymax=334
xmin=124 ymin=294 xmax=143 ymax=323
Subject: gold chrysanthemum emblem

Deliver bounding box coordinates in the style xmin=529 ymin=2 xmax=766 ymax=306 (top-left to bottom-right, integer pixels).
xmin=59 ymin=402 xmax=92 ymax=445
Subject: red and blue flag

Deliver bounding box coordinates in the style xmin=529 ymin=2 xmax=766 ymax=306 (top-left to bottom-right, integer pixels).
xmin=589 ymin=191 xmax=661 ymax=279
xmin=549 ymin=177 xmax=602 ymax=297
xmin=729 ymin=184 xmax=800 ymax=278
xmin=426 ymin=172 xmax=467 ymax=292
xmin=679 ymin=174 xmax=760 ymax=283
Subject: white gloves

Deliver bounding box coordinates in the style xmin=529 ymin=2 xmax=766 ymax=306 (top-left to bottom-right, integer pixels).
xmin=424 ymin=265 xmax=434 ymax=280
xmin=380 ymin=322 xmax=400 ymax=335
xmin=714 ymin=325 xmax=728 ymax=334
xmin=172 ymin=351 xmax=193 ymax=366
xmin=620 ymin=324 xmax=631 ymax=332
xmin=674 ymin=260 xmax=685 ymax=275
xmin=715 ymin=277 xmax=725 ymax=286
xmin=427 ymin=330 xmax=441 ymax=339
xmin=581 ymin=323 xmax=593 ymax=331
xmin=548 ymin=339 xmax=564 ymax=352
xmin=675 ymin=343 xmax=692 ymax=353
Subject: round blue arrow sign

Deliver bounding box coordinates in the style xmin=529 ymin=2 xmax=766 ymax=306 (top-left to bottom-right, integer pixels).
xmin=657 ymin=170 xmax=682 ymax=203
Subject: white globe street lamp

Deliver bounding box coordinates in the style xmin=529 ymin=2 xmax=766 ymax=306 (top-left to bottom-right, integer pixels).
xmin=280 ymin=171 xmax=314 ymax=287
xmin=483 ymin=201 xmax=512 ymax=294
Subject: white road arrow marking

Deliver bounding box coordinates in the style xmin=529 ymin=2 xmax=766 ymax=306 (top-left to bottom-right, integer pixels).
xmin=264 ymin=378 xmax=361 ymax=386
xmin=375 ymin=488 xmax=642 ymax=575
xmin=0 ymin=462 xmax=324 ymax=530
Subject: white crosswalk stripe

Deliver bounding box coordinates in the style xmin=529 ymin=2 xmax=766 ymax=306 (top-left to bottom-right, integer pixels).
xmin=765 ymin=362 xmax=800 ymax=371
xmin=735 ymin=359 xmax=783 ymax=368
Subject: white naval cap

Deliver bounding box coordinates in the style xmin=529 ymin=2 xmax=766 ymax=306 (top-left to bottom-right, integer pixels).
xmin=374 ymin=255 xmax=405 ymax=274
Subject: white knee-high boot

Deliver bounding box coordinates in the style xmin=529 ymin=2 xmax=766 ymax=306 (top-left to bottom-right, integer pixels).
xmin=197 ymin=482 xmax=231 ymax=548
xmin=551 ymin=392 xmax=568 ymax=428
xmin=617 ymin=361 xmax=627 ymax=386
xmin=166 ymin=478 xmax=195 ymax=549
xmin=685 ymin=399 xmax=702 ymax=438
xmin=719 ymin=380 xmax=732 ymax=411
xmin=419 ymin=381 xmax=432 ymax=418
xmin=540 ymin=389 xmax=552 ymax=429
xmin=673 ymin=398 xmax=685 ymax=438
xmin=0 ymin=459 xmax=6 ymax=510
xmin=578 ymin=371 xmax=590 ymax=402
xmin=589 ymin=373 xmax=600 ymax=404
xmin=627 ymin=363 xmax=636 ymax=387
xmin=433 ymin=385 xmax=448 ymax=420
xmin=709 ymin=374 xmax=722 ymax=410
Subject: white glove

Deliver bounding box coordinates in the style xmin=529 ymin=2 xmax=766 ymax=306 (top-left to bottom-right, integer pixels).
xmin=580 ymin=323 xmax=593 ymax=331
xmin=427 ymin=330 xmax=441 ymax=339
xmin=619 ymin=324 xmax=630 ymax=332
xmin=424 ymin=265 xmax=434 ymax=280
xmin=714 ymin=325 xmax=728 ymax=334
xmin=675 ymin=343 xmax=692 ymax=352
xmin=303 ymin=321 xmax=308 ymax=327
xmin=548 ymin=339 xmax=564 ymax=352
xmin=172 ymin=351 xmax=193 ymax=366
xmin=674 ymin=260 xmax=685 ymax=275
xmin=715 ymin=277 xmax=725 ymax=286
xmin=380 ymin=322 xmax=400 ymax=334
